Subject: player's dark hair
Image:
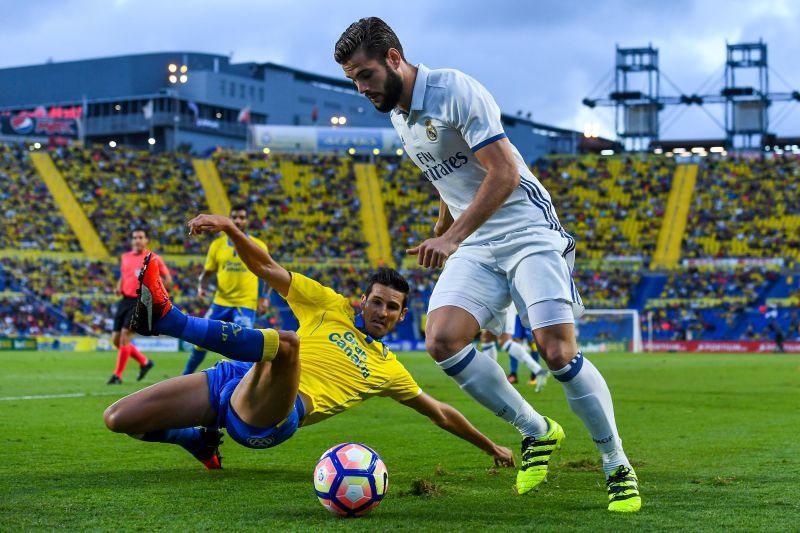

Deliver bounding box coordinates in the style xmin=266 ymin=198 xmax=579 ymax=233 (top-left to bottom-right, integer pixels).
xmin=334 ymin=17 xmax=404 ymax=64
xmin=364 ymin=267 xmax=409 ymax=308
xmin=230 ymin=204 xmax=248 ymax=215
xmin=131 ymin=227 xmax=148 ymax=238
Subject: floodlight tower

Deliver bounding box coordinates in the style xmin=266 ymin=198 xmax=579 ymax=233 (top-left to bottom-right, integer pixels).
xmin=722 ymin=41 xmax=769 ymax=149
xmin=611 ymin=46 xmax=661 ymax=151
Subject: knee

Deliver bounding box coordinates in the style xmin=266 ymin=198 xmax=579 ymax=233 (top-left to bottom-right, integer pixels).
xmin=103 ymin=403 xmax=127 ymax=433
xmin=277 ymin=330 xmax=299 ymax=359
xmin=536 ymin=342 xmax=574 ymax=368
xmin=425 ymin=333 xmax=466 ymax=361
xmin=479 ymin=330 xmax=494 ymax=343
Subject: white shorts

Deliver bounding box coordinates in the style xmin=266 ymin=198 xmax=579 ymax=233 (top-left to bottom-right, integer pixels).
xmin=502 ymin=307 xmax=517 ymax=335
xmin=428 ymin=228 xmax=584 ymax=333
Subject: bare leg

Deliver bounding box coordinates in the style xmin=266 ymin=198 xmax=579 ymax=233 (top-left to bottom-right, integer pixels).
xmin=426 ymin=306 xmax=480 ymax=362
xmin=230 ymin=331 xmax=300 ymax=428
xmin=532 ymin=323 xmax=578 ymax=369
xmin=103 ymin=373 xmax=216 ymax=435
xmin=119 ymin=328 xmax=133 ymax=347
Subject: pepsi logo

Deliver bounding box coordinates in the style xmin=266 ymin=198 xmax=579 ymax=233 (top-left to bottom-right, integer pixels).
xmin=10 ymin=116 xmax=35 ymax=134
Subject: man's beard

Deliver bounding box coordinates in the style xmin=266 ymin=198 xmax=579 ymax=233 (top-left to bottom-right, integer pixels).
xmin=373 ymin=66 xmax=403 ymax=113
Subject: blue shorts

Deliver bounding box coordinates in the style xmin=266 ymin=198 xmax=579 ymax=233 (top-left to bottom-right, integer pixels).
xmin=205 ymin=304 xmax=256 ymax=328
xmin=202 ymin=360 xmax=305 ymax=449
xmin=513 ymin=315 xmax=531 ymax=340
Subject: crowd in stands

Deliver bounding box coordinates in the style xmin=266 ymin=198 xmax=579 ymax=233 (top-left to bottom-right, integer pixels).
xmin=51 ymin=145 xmax=207 ymax=254
xmin=0 ymin=253 xmax=442 ymax=336
xmin=534 ymin=156 xmax=673 ymax=262
xmin=377 ymin=157 xmax=440 ymax=267
xmin=683 ymin=156 xmax=800 ymax=263
xmin=2 ymin=143 xmax=799 ymax=347
xmin=0 ymin=296 xmax=69 ymax=336
xmin=0 ymin=143 xmax=81 ymax=252
xmin=646 ymin=266 xmax=784 ymax=341
xmin=573 ymin=267 xmax=640 ymax=308
xmin=660 ymin=266 xmax=776 ymax=302
xmin=214 ymin=151 xmax=368 ymax=261
xmin=0 ymin=257 xmax=207 ymax=336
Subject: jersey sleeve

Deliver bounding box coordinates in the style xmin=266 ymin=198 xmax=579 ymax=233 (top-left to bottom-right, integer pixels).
xmin=380 ymin=359 xmax=422 ymax=402
xmin=286 ymin=272 xmax=349 ymax=326
xmin=155 ymin=254 xmax=170 ymax=277
xmin=449 ymin=73 xmax=507 ymax=152
xmin=204 ymin=240 xmax=219 ymax=272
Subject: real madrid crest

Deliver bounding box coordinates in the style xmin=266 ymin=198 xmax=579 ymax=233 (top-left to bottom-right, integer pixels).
xmin=425 ymin=118 xmax=438 ymax=142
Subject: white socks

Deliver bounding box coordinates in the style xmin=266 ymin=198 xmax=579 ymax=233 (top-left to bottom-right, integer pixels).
xmin=551 ymin=352 xmax=631 ymax=476
xmin=437 ymin=344 xmax=548 ymax=437
xmin=480 ymin=341 xmax=498 ymax=361
xmin=502 ymin=339 xmax=543 ymax=374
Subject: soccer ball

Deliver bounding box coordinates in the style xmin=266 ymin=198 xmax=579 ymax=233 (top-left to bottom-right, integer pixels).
xmin=313 ymin=442 xmax=388 ymax=517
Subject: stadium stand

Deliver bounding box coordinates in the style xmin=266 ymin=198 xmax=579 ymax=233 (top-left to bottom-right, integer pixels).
xmin=1 ymin=146 xmax=798 ymax=346
xmin=683 ymin=156 xmax=800 ymax=263
xmin=0 ymin=256 xmax=208 ymax=335
xmin=573 ymin=267 xmax=641 ymax=308
xmin=214 ymin=151 xmax=369 ymax=261
xmin=0 ymin=143 xmax=81 ymax=252
xmin=50 ymin=145 xmax=208 ymax=254
xmin=534 ymin=156 xmax=674 ymax=261
xmin=644 ymin=266 xmax=779 ymax=341
xmin=378 ymin=157 xmax=440 ymax=267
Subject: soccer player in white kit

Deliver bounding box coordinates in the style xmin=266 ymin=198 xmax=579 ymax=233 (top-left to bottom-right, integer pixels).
xmin=335 ymin=17 xmax=640 ymax=512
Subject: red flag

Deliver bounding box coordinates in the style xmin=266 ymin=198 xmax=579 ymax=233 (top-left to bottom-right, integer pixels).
xmin=237 ymin=105 xmax=251 ymax=123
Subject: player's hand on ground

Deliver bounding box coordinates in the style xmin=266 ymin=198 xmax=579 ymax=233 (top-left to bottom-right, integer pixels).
xmin=491 ymin=445 xmax=516 ymax=467
xmin=407 ymin=235 xmax=458 ymax=268
xmin=188 ymin=214 xmax=232 ymax=236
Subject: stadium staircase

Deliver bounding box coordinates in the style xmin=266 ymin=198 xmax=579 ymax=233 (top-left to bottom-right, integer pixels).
xmin=651 ymin=163 xmax=698 ymax=269
xmin=29 ymin=152 xmax=109 ymax=258
xmin=192 ymin=159 xmax=231 ymax=215
xmin=631 ymin=274 xmax=666 ymax=310
xmin=354 ymin=163 xmax=394 ymax=267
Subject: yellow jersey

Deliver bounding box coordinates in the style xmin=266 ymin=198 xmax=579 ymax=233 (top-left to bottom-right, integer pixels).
xmin=205 ymin=235 xmax=268 ymax=309
xmin=286 ymin=273 xmax=421 ymax=426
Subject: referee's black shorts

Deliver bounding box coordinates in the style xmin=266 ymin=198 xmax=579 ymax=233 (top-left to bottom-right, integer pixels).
xmin=113 ymin=296 xmax=139 ymax=332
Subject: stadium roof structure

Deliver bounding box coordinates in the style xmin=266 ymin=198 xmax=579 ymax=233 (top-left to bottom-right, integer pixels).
xmin=0 ymin=51 xmax=586 ymax=158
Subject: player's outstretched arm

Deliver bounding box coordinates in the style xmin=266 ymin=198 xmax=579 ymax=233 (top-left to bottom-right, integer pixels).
xmin=187 ymin=214 xmax=291 ymax=297
xmin=401 ymin=392 xmax=515 ymax=467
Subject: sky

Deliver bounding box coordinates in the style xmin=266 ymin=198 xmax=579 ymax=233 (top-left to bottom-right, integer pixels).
xmin=2 ymin=0 xmax=799 ymax=140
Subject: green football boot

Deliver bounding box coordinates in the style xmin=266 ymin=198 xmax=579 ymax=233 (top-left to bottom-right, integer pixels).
xmin=606 ymin=465 xmax=641 ymax=512
xmin=516 ymin=416 xmax=564 ymax=494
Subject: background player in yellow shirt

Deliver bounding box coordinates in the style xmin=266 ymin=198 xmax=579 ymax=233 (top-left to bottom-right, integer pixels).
xmin=103 ymin=214 xmax=514 ymax=471
xmin=182 ymin=205 xmax=270 ymax=375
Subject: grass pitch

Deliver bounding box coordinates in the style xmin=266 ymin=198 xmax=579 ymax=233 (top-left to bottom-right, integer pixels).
xmin=1 ymin=350 xmax=798 ymax=531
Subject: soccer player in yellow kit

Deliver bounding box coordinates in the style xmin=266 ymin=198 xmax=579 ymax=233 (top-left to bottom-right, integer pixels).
xmin=183 ymin=205 xmax=270 ymax=375
xmin=103 ymin=214 xmax=514 ymax=470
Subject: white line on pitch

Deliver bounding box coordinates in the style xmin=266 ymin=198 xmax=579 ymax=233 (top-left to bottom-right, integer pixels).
xmin=0 ymin=392 xmax=122 ymax=401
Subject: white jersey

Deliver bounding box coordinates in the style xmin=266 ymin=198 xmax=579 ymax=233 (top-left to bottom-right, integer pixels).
xmin=390 ymin=63 xmax=570 ymax=247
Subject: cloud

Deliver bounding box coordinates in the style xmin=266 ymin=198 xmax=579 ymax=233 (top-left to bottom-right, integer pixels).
xmin=0 ymin=0 xmax=797 ymax=138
